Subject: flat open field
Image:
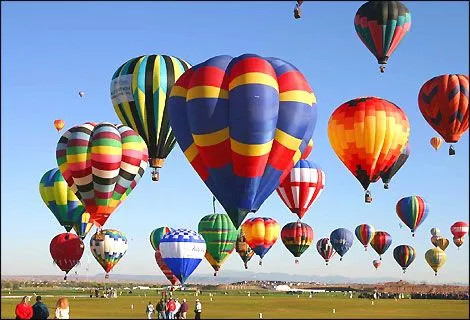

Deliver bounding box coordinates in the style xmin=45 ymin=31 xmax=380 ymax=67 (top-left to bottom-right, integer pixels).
xmin=2 ymin=290 xmax=468 ymax=319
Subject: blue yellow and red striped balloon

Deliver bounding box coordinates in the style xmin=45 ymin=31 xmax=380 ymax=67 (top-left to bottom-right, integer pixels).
xmin=242 ymin=217 xmax=280 ymax=265
xmin=393 ymin=245 xmax=416 ymax=273
xmin=396 ymin=196 xmax=429 ymax=237
xmin=355 ymin=224 xmax=376 ymax=251
xmin=168 ymin=54 xmax=317 ymax=228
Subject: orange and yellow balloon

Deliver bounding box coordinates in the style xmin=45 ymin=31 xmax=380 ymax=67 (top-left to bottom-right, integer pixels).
xmin=54 ymin=119 xmax=65 ymax=132
xmin=430 ymin=137 xmax=442 ymax=151
xmin=241 ymin=217 xmax=280 ymax=265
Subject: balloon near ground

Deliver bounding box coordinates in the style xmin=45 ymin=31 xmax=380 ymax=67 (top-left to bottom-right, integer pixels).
xmin=50 ymin=233 xmax=84 ymax=280
xmin=330 ymin=228 xmax=354 ymax=261
xmin=276 ymin=160 xmax=325 ymax=220
xmin=242 ymin=217 xmax=280 ymax=265
xmin=418 ymin=74 xmax=469 ymax=155
xmin=198 ymin=213 xmax=238 ymax=275
xmin=393 ymin=245 xmax=416 ymax=273
xmin=235 ymin=230 xmax=255 ymax=269
xmin=110 ymin=54 xmax=191 ymax=182
xmin=90 ymin=229 xmax=128 ymax=278
xmin=425 ymin=248 xmax=447 ymax=276
xmin=168 ymin=53 xmax=317 ymax=228
xmin=155 ymin=249 xmax=179 ymax=286
xmin=370 ymin=231 xmax=392 ymax=260
xmin=327 ymin=97 xmax=410 ymax=203
xmin=159 ymin=229 xmax=206 ymax=285
xmin=355 ymin=224 xmax=376 ymax=251
xmin=280 ymin=221 xmax=314 ymax=263
xmin=316 ymin=238 xmax=335 ymax=265
xmin=396 ymin=196 xmax=429 ymax=237
xmin=354 ymin=0 xmax=411 ymax=73
xmin=56 ymin=122 xmax=149 ymax=228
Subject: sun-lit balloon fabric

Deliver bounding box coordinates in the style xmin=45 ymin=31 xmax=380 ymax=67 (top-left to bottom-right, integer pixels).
xmin=431 ymin=235 xmax=441 ymax=248
xmin=168 ymin=54 xmax=317 ymax=228
xmin=354 ymin=1 xmax=411 ymax=72
xmin=355 ymin=224 xmax=376 ymax=251
xmin=90 ymin=229 xmax=128 ymax=276
xmin=50 ymin=233 xmax=84 ymax=280
xmin=39 ymin=168 xmax=86 ymax=232
xmin=453 ymin=237 xmax=465 ymax=249
xmin=425 ymin=248 xmax=446 ymax=276
xmin=54 ymin=119 xmax=65 ymax=132
xmin=159 ymin=229 xmax=206 ymax=285
xmin=281 ymin=221 xmax=314 ymax=262
xmin=393 ymin=245 xmax=416 ymax=273
xmin=396 ymin=196 xmax=429 ymax=237
xmin=236 ymin=230 xmax=255 ymax=269
xmin=198 ymin=213 xmax=238 ymax=275
xmin=418 ymin=74 xmax=469 ymax=155
xmin=72 ymin=212 xmax=94 ymax=240
xmin=327 ymin=97 xmax=410 ymax=202
xmin=276 ymin=160 xmax=325 ymax=220
xmin=430 ymin=137 xmax=442 ymax=151
xmin=56 ymin=122 xmax=148 ymax=227
xmin=242 ymin=217 xmax=280 ymax=264
xmin=370 ymin=231 xmax=392 ymax=260
xmin=330 ymin=228 xmax=354 ymax=261
xmin=111 ymin=55 xmax=191 ymax=180
xmin=380 ymin=143 xmax=410 ymax=189
xmin=316 ymin=238 xmax=335 ymax=265
xmin=150 ymin=227 xmax=174 ymax=251
xmin=155 ymin=249 xmax=179 ymax=286
xmin=435 ymin=237 xmax=449 ymax=251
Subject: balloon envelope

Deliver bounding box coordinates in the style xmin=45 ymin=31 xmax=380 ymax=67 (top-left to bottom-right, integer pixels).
xmin=430 ymin=137 xmax=442 ymax=151
xmin=150 ymin=227 xmax=174 ymax=251
xmin=281 ymin=221 xmax=314 ymax=259
xmin=54 ymin=119 xmax=65 ymax=132
xmin=396 ymin=196 xmax=429 ymax=236
xmin=393 ymin=245 xmax=416 ymax=272
xmin=330 ymin=228 xmax=354 ymax=259
xmin=316 ymin=238 xmax=335 ymax=265
xmin=370 ymin=231 xmax=393 ymax=259
xmin=50 ymin=233 xmax=84 ymax=278
xmin=242 ymin=217 xmax=280 ymax=261
xmin=90 ymin=229 xmax=128 ymax=275
xmin=155 ymin=249 xmax=179 ymax=286
xmin=380 ymin=143 xmax=410 ymax=189
xmin=355 ymin=224 xmax=376 ymax=250
xmin=425 ymin=248 xmax=446 ymax=275
xmin=235 ymin=230 xmax=255 ymax=269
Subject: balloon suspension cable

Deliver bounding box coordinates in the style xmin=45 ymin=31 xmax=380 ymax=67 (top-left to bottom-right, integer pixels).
xmin=212 ymin=196 xmax=216 ymax=215
xmin=449 ymin=145 xmax=455 ymax=156
xmin=379 ymin=65 xmax=385 ymax=73
xmin=244 ymin=263 xmax=248 ymax=269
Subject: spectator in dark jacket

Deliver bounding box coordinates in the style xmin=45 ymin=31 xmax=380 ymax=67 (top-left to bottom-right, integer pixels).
xmin=32 ymin=296 xmax=49 ymax=319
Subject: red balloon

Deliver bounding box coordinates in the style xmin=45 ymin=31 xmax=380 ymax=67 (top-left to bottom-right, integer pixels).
xmin=50 ymin=233 xmax=84 ymax=280
xmin=155 ymin=249 xmax=179 ymax=286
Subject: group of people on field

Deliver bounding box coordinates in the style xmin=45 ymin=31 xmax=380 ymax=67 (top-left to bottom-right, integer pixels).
xmin=146 ymin=297 xmax=202 ymax=319
xmin=15 ymin=295 xmax=69 ymax=319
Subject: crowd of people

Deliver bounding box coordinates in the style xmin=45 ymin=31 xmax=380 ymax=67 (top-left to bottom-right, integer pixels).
xmin=146 ymin=297 xmax=201 ymax=319
xmin=15 ymin=295 xmax=70 ymax=319
xmin=410 ymin=292 xmax=469 ymax=300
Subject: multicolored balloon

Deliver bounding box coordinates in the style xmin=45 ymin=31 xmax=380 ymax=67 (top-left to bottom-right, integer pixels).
xmin=56 ymin=122 xmax=149 ymax=227
xmin=198 ymin=213 xmax=238 ymax=275
xmin=380 ymin=143 xmax=410 ymax=189
xmin=316 ymin=238 xmax=335 ymax=265
xmin=54 ymin=119 xmax=65 ymax=132
xmin=276 ymin=160 xmax=325 ymax=220
xmin=425 ymin=248 xmax=447 ymax=276
xmin=370 ymin=231 xmax=392 ymax=260
xmin=373 ymin=259 xmax=381 ymax=270
xmin=396 ymin=196 xmax=429 ymax=237
xmin=90 ymin=229 xmax=128 ymax=278
xmin=393 ymin=245 xmax=416 ymax=273
xmin=159 ymin=229 xmax=206 ymax=285
xmin=430 ymin=137 xmax=442 ymax=151
xmin=330 ymin=228 xmax=354 ymax=261
xmin=354 ymin=1 xmax=411 ymax=73
xmin=150 ymin=227 xmax=174 ymax=251
xmin=39 ymin=168 xmax=86 ymax=232
xmin=155 ymin=249 xmax=179 ymax=286
xmin=111 ymin=55 xmax=191 ymax=182
xmin=355 ymin=224 xmax=376 ymax=251
xmin=418 ymin=74 xmax=469 ymax=155
xmin=328 ymin=97 xmax=410 ymax=203
xmin=430 ymin=228 xmax=440 ymax=237
xmin=72 ymin=212 xmax=94 ymax=240
xmin=436 ymin=237 xmax=449 ymax=251
xmin=235 ymin=230 xmax=255 ymax=269
xmin=168 ymin=54 xmax=317 ymax=228
xmin=50 ymin=233 xmax=84 ymax=280
xmin=281 ymin=221 xmax=314 ymax=263
xmin=242 ymin=217 xmax=280 ymax=265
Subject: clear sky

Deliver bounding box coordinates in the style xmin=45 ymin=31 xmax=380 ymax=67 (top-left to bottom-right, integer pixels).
xmin=1 ymin=1 xmax=468 ymax=284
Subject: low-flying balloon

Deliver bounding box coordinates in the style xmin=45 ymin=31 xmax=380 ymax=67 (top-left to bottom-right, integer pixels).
xmin=370 ymin=231 xmax=392 ymax=260
xmin=242 ymin=217 xmax=280 ymax=265
xmin=430 ymin=137 xmax=442 ymax=151
xmin=236 ymin=230 xmax=255 ymax=269
xmin=155 ymin=250 xmax=179 ymax=286
xmin=90 ymin=229 xmax=128 ymax=278
xmin=281 ymin=221 xmax=314 ymax=264
xmin=425 ymin=248 xmax=446 ymax=276
xmin=396 ymin=196 xmax=429 ymax=237
xmin=50 ymin=233 xmax=84 ymax=280
xmin=330 ymin=228 xmax=354 ymax=261
xmin=355 ymin=224 xmax=376 ymax=251
xmin=316 ymin=238 xmax=335 ymax=265
xmin=393 ymin=245 xmax=416 ymax=273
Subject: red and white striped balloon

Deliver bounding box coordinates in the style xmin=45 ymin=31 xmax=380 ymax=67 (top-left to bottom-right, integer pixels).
xmin=276 ymin=160 xmax=325 ymax=220
xmin=451 ymin=221 xmax=468 ymax=239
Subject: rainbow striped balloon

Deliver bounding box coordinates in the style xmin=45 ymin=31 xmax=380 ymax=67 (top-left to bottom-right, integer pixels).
xmin=281 ymin=221 xmax=314 ymax=262
xmin=355 ymin=224 xmax=376 ymax=251
xmin=242 ymin=217 xmax=280 ymax=264
xmin=396 ymin=196 xmax=429 ymax=237
xmin=393 ymin=245 xmax=416 ymax=273
xmin=56 ymin=122 xmax=148 ymax=227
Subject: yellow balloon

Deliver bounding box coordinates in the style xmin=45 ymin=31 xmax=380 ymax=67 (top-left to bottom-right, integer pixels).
xmin=425 ymin=248 xmax=447 ymax=276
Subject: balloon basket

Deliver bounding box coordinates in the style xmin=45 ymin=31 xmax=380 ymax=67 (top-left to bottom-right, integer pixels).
xmin=295 ymin=259 xmax=299 ymax=264
xmin=449 ymin=145 xmax=455 ymax=156
xmin=259 ymin=260 xmax=262 ymax=266
xmin=379 ymin=65 xmax=385 ymax=73
xmin=340 ymin=257 xmax=343 ymax=261
xmin=383 ymin=183 xmax=389 ymax=189
xmin=105 ymin=274 xmax=109 ymax=279
xmin=379 ymin=256 xmax=382 ymax=261
xmin=213 ymin=272 xmax=217 ymax=277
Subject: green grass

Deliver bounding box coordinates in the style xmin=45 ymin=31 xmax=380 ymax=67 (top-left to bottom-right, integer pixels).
xmin=2 ymin=291 xmax=468 ymax=319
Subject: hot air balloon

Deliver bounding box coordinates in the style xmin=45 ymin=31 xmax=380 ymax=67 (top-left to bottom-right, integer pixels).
xmin=281 ymin=221 xmax=314 ymax=263
xmin=168 ymin=54 xmax=317 ymax=228
xmin=354 ymin=1 xmax=411 ymax=73
xmin=396 ymin=196 xmax=429 ymax=237
xmin=393 ymin=245 xmax=416 ymax=273
xmin=294 ymin=0 xmax=304 ymax=19
xmin=425 ymin=248 xmax=446 ymax=276
xmin=330 ymin=228 xmax=354 ymax=261
xmin=453 ymin=237 xmax=465 ymax=249
xmin=276 ymin=160 xmax=325 ymax=220
xmin=54 ymin=119 xmax=65 ymax=132
xmin=316 ymin=238 xmax=335 ymax=265
xmin=370 ymin=231 xmax=392 ymax=260
xmin=78 ymin=91 xmax=85 ymax=97
xmin=430 ymin=137 xmax=442 ymax=151
xmin=431 ymin=235 xmax=441 ymax=248
xmin=418 ymin=74 xmax=469 ymax=155
xmin=90 ymin=229 xmax=128 ymax=279
xmin=301 ymin=139 xmax=314 ymax=160
xmin=72 ymin=212 xmax=94 ymax=240
xmin=198 ymin=214 xmax=238 ymax=275
xmin=451 ymin=221 xmax=469 ymax=242
xmin=159 ymin=229 xmax=206 ymax=285
xmin=50 ymin=233 xmax=84 ymax=280
xmin=154 ymin=250 xmax=179 ymax=286
xmin=39 ymin=168 xmax=86 ymax=232
xmin=56 ymin=122 xmax=149 ymax=228
xmin=373 ymin=259 xmax=381 ymax=270
xmin=328 ymin=97 xmax=410 ymax=203
xmin=150 ymin=227 xmax=174 ymax=251
xmin=430 ymin=228 xmax=440 ymax=237
xmin=236 ymin=230 xmax=255 ymax=269
xmin=242 ymin=217 xmax=280 ymax=265
xmin=111 ymin=55 xmax=191 ymax=182
xmin=380 ymin=143 xmax=410 ymax=189
xmin=355 ymin=224 xmax=376 ymax=251
xmin=436 ymin=237 xmax=449 ymax=251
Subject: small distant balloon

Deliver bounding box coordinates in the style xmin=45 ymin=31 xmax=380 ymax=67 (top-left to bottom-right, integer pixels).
xmin=54 ymin=119 xmax=65 ymax=132
xmin=78 ymin=91 xmax=85 ymax=97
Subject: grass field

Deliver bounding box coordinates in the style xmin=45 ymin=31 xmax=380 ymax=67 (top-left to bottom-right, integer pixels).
xmin=1 ymin=290 xmax=468 ymax=319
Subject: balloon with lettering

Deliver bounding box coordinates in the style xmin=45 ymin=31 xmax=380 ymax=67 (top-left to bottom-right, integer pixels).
xmin=90 ymin=229 xmax=128 ymax=278
xmin=50 ymin=233 xmax=84 ymax=280
xmin=430 ymin=137 xmax=442 ymax=151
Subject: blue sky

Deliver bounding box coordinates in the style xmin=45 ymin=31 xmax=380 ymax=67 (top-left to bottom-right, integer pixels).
xmin=1 ymin=1 xmax=468 ymax=284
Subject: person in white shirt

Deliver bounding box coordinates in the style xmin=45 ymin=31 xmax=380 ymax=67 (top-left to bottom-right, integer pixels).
xmin=174 ymin=298 xmax=181 ymax=319
xmin=146 ymin=301 xmax=155 ymax=319
xmin=55 ymin=297 xmax=70 ymax=319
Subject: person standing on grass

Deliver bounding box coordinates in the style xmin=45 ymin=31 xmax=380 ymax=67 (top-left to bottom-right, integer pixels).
xmin=156 ymin=299 xmax=166 ymax=319
xmin=167 ymin=298 xmax=176 ymax=319
xmin=15 ymin=296 xmax=33 ymax=319
xmin=174 ymin=298 xmax=181 ymax=319
xmin=54 ymin=297 xmax=69 ymax=319
xmin=32 ymin=296 xmax=49 ymax=319
xmin=146 ymin=301 xmax=155 ymax=319
xmin=194 ymin=299 xmax=202 ymax=320
xmin=179 ymin=299 xmax=188 ymax=319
